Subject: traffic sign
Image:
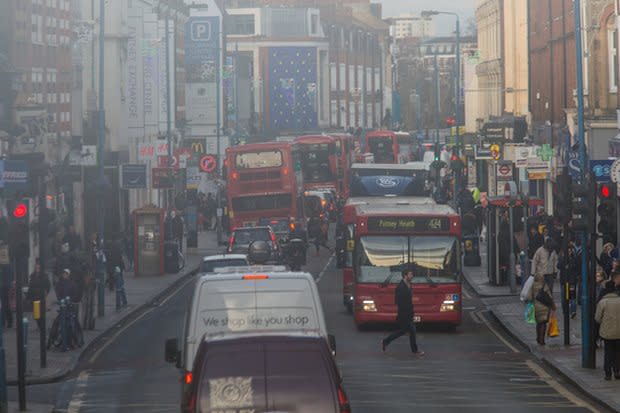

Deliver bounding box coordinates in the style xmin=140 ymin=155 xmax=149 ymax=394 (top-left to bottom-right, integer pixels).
xmin=496 ymin=161 xmax=513 ymax=181
xmin=200 ymin=155 xmax=217 ymax=173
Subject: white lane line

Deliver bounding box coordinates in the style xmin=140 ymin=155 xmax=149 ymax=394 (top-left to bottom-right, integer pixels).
xmin=88 ymin=306 xmax=157 ymax=364
xmin=462 ymin=289 xmax=473 ymax=299
xmin=89 ymin=273 xmax=195 ymax=364
xmin=478 ymin=310 xmax=520 ymax=353
xmin=525 ymin=360 xmax=602 ymax=413
xmin=316 ymin=255 xmax=334 ymax=283
xmin=469 ymin=310 xmax=482 ymax=324
xmin=67 ymin=370 xmax=90 ymax=413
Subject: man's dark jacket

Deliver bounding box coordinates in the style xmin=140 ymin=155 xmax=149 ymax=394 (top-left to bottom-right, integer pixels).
xmin=395 ymin=279 xmax=414 ymax=328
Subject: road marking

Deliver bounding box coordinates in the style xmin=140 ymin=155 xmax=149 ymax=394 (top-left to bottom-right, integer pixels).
xmin=469 ymin=310 xmax=482 ymax=324
xmin=525 ymin=360 xmax=602 ymax=412
xmin=462 ymin=289 xmax=473 ymax=299
xmin=316 ymin=255 xmax=334 ymax=283
xmin=89 ymin=272 xmax=195 ymax=364
xmin=478 ymin=310 xmax=520 ymax=353
xmin=67 ymin=371 xmax=90 ymax=413
xmin=463 ymin=306 xmax=477 ymax=310
xmin=156 ymin=274 xmax=196 ymax=307
xmin=88 ymin=307 xmax=156 ymax=364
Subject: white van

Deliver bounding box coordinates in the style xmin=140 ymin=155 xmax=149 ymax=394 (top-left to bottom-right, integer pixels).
xmin=165 ymin=267 xmax=334 ymax=377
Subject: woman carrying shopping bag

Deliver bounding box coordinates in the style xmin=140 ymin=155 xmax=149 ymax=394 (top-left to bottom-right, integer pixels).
xmin=527 ymin=272 xmax=556 ymax=345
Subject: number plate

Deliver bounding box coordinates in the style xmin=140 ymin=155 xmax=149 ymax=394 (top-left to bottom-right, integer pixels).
xmin=413 ymin=316 xmax=421 ymax=323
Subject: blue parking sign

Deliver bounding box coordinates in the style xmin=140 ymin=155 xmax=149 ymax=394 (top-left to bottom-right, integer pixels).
xmin=191 ymin=20 xmax=212 ymax=42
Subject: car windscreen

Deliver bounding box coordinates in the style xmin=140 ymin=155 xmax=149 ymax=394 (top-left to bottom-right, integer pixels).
xmin=356 ymin=235 xmax=459 ymax=284
xmin=200 ymin=259 xmax=248 ymax=273
xmin=232 ymin=229 xmax=271 ymax=246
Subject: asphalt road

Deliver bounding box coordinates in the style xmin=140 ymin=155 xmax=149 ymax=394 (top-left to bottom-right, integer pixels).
xmin=21 ymin=243 xmax=611 ymax=412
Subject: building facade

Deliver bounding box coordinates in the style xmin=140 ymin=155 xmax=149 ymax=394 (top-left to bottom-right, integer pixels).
xmin=387 ymin=14 xmax=436 ymax=39
xmin=475 ymin=0 xmax=503 ymax=122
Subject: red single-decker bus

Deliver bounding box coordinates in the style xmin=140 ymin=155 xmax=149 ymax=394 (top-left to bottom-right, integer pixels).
xmin=351 ymin=203 xmax=462 ymax=327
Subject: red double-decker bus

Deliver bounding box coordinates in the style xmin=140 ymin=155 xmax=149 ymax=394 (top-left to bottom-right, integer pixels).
xmin=330 ymin=134 xmax=356 ymax=199
xmin=365 ymin=130 xmax=399 ymax=164
xmin=350 ymin=203 xmax=462 ymax=327
xmin=294 ymin=135 xmax=339 ymax=196
xmin=225 ymin=142 xmax=304 ymax=231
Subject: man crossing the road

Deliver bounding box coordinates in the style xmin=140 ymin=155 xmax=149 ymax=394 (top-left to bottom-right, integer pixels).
xmin=381 ymin=269 xmax=424 ymax=356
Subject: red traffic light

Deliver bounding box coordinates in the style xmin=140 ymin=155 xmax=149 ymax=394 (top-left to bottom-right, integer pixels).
xmin=451 ymin=153 xmax=458 ymax=162
xmin=446 ymin=116 xmax=455 ymax=127
xmin=12 ymin=203 xmax=27 ymax=219
xmin=600 ymin=184 xmax=611 ymax=199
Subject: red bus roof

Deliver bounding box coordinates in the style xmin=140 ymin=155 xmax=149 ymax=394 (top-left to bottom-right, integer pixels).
xmin=294 ymin=135 xmax=335 ymax=144
xmin=226 ymin=141 xmax=293 ymax=153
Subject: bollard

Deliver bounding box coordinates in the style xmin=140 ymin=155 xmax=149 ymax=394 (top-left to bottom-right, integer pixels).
xmin=22 ymin=317 xmax=28 ymax=373
xmin=32 ymin=300 xmax=46 ymax=368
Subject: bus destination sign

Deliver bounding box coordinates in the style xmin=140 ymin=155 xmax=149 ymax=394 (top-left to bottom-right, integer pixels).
xmin=367 ymin=217 xmax=450 ymax=232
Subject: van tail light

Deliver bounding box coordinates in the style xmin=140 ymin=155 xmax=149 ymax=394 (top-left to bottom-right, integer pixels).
xmin=228 ymin=235 xmax=234 ymax=251
xmin=184 ymin=371 xmax=193 ymax=385
xmin=337 ymin=385 xmax=351 ymax=413
xmin=270 ymin=232 xmax=277 ymax=249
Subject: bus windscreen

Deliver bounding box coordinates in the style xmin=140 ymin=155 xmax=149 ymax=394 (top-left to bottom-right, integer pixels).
xmin=300 ymin=144 xmax=333 ymax=183
xmin=356 ymin=236 xmax=459 ymax=284
xmin=235 ymin=150 xmax=283 ymax=169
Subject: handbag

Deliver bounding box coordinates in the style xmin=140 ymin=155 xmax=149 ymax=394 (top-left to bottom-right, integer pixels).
xmin=548 ymin=313 xmax=560 ymax=337
xmin=535 ymin=288 xmax=554 ymax=308
xmin=520 ymin=276 xmax=534 ymax=302
xmin=524 ymin=302 xmax=536 ymax=324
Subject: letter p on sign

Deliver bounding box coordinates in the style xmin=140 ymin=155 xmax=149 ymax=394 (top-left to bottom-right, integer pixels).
xmin=191 ymin=21 xmax=211 ymax=41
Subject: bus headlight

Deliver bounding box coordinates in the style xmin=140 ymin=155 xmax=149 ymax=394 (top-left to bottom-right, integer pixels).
xmin=362 ymin=300 xmax=377 ymax=312
xmin=440 ymin=294 xmax=459 ymax=312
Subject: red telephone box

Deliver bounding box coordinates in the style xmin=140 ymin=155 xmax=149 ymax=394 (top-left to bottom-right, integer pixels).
xmin=133 ymin=205 xmax=165 ymax=276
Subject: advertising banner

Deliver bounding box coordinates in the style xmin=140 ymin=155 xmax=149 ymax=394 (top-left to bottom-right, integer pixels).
xmin=121 ymin=164 xmax=147 ymax=189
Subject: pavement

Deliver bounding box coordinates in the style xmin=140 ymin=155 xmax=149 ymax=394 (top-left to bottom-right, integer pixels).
xmin=463 ymin=243 xmax=620 ymax=413
xmin=1 ymin=230 xmax=221 ymax=386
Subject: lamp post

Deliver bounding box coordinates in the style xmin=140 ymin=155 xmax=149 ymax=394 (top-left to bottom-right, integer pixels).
xmin=422 ymin=10 xmax=461 ymax=193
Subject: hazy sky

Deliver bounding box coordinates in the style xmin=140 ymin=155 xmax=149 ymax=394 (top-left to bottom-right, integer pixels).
xmin=378 ymin=0 xmax=477 ymax=34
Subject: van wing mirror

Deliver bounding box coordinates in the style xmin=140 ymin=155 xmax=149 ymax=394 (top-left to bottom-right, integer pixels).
xmin=165 ymin=338 xmax=179 ymax=364
xmin=328 ymin=334 xmax=337 ymax=356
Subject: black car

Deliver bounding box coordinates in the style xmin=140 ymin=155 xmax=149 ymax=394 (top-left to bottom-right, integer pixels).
xmin=179 ymin=335 xmax=350 ymax=413
xmin=227 ymin=226 xmax=280 ymax=261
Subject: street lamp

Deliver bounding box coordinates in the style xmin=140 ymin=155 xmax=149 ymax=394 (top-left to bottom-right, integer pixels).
xmin=421 ymin=10 xmax=461 ymax=196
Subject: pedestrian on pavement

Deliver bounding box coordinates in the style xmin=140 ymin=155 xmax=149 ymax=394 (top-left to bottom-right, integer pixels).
xmin=558 ymin=244 xmax=580 ymax=318
xmin=206 ymin=193 xmax=217 ymax=230
xmin=527 ymin=271 xmax=556 ymax=346
xmin=0 ymin=265 xmax=13 ymax=328
xmin=106 ymin=236 xmax=125 ymax=291
xmin=55 ymin=269 xmax=77 ymax=302
xmin=124 ymin=230 xmax=134 ymax=272
xmin=599 ymin=243 xmax=616 ymax=278
xmin=595 ymin=271 xmax=620 ymax=380
xmin=533 ymin=237 xmax=558 ymax=292
xmin=381 ymin=269 xmax=424 ymax=355
xmin=63 ymin=225 xmax=82 ymax=252
xmin=114 ymin=266 xmax=128 ymax=311
xmin=27 ymin=260 xmax=51 ymax=331
xmin=528 ymin=225 xmax=544 ymax=260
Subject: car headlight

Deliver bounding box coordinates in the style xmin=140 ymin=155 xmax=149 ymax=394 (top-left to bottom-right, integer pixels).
xmin=361 ymin=299 xmax=377 ymax=312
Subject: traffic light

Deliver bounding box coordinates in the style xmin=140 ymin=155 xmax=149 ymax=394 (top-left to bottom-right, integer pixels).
xmin=445 ymin=116 xmax=455 ymax=127
xmin=571 ymin=180 xmax=595 ymax=232
xmin=434 ymin=142 xmax=440 ymax=161
xmin=597 ymin=183 xmax=617 ymax=241
xmin=6 ymin=199 xmax=30 ymax=257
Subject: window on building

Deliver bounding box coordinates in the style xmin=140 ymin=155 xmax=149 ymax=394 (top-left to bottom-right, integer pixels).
xmin=310 ymin=14 xmax=318 ymax=35
xmin=609 ymin=26 xmax=618 ymax=93
xmin=227 ymin=14 xmax=255 ymax=35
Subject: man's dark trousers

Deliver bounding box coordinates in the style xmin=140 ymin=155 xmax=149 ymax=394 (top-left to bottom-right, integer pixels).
xmin=384 ymin=319 xmax=418 ymax=352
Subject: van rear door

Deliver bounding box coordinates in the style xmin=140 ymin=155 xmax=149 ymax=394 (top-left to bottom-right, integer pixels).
xmin=197 ymin=342 xmax=267 ymax=412
xmin=264 ymin=341 xmax=339 ymax=413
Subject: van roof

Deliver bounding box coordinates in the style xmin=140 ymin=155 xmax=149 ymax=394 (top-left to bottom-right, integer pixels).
xmin=202 ymin=254 xmax=247 ymax=262
xmin=208 ymin=265 xmax=292 ymax=275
